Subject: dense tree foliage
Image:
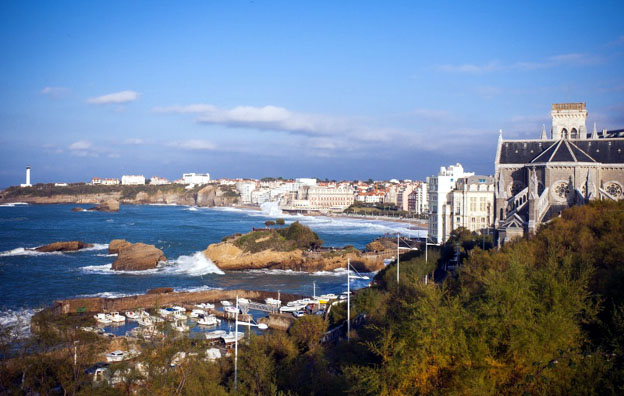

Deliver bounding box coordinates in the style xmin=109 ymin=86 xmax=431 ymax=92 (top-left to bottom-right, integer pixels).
xmin=2 ymin=200 xmax=623 ymax=395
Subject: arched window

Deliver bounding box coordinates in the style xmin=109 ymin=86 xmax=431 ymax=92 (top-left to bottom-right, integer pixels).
xmin=500 ymin=208 xmax=503 ymax=219
xmin=570 ymin=128 xmax=578 ymax=139
xmin=561 ymin=128 xmax=568 ymax=139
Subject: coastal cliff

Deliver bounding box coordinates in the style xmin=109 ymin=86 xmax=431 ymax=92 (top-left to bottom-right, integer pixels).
xmin=0 ymin=183 xmax=240 ymax=207
xmin=203 ymin=222 xmax=386 ymax=272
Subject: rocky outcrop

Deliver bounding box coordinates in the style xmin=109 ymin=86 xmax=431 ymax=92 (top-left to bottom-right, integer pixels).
xmin=108 ymin=239 xmax=131 ymax=254
xmin=71 ymin=207 xmax=85 ymax=212
xmin=147 ymin=287 xmax=174 ymax=294
xmin=35 ymin=241 xmax=93 ymax=252
xmin=203 ymin=241 xmax=384 ymax=273
xmin=89 ymin=199 xmax=120 ymax=212
xmin=196 ymin=185 xmax=239 ymax=207
xmin=111 ymin=243 xmax=166 ymax=271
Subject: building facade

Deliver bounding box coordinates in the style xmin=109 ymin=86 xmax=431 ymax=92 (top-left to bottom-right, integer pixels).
xmin=121 ymin=175 xmax=146 ymax=185
xmin=182 ymin=173 xmax=211 ymax=185
xmin=428 ymin=163 xmax=475 ymax=243
xmin=449 ymin=176 xmax=495 ymax=233
xmin=494 ymin=103 xmax=624 ymax=245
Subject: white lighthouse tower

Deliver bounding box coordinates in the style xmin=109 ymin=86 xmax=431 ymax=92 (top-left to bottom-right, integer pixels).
xmin=20 ymin=165 xmax=32 ymax=188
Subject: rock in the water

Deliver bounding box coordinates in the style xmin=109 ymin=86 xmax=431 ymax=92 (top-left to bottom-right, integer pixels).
xmin=109 ymin=239 xmax=131 ymax=255
xmin=111 ymin=243 xmax=166 ymax=271
xmin=146 ymin=287 xmax=174 ymax=294
xmin=89 ymin=199 xmax=120 ymax=212
xmin=71 ymin=207 xmax=85 ymax=212
xmin=35 ymin=241 xmax=93 ymax=252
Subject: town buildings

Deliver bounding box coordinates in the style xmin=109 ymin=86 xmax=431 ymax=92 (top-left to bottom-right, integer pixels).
xmin=494 ymin=103 xmax=624 ymax=245
xmin=149 ymin=176 xmax=170 ymax=185
xmin=121 ymin=175 xmax=146 ymax=185
xmin=182 ymin=173 xmax=211 ymax=185
xmin=408 ymin=181 xmax=428 ymax=215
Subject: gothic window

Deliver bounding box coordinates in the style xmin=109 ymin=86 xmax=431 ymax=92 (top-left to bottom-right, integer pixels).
xmin=551 ymin=181 xmax=571 ymax=202
xmin=571 ymin=128 xmax=578 ymax=139
xmin=605 ymin=182 xmax=623 ymax=198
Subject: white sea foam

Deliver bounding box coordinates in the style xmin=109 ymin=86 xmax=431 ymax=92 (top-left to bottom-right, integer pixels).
xmin=75 ymin=291 xmax=139 ymax=299
xmin=175 ymin=285 xmax=223 ymax=293
xmin=260 ymin=201 xmax=283 ymax=217
xmin=0 ymin=202 xmax=29 ymax=207
xmin=96 ymin=253 xmax=117 ymax=257
xmin=187 ymin=207 xmax=199 ymax=211
xmin=0 ymin=308 xmax=41 ymax=337
xmin=0 ymin=247 xmax=63 ymax=257
xmin=81 ymin=243 xmax=109 ymax=251
xmin=244 ymin=267 xmax=368 ymax=277
xmin=149 ymin=203 xmax=179 ymax=206
xmin=80 ymin=251 xmax=225 ymax=276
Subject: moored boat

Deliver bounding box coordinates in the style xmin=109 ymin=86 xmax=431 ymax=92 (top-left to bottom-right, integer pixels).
xmin=94 ymin=313 xmax=112 ymax=324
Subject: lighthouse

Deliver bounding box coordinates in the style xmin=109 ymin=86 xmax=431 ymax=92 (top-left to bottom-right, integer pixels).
xmin=20 ymin=165 xmax=32 ymax=188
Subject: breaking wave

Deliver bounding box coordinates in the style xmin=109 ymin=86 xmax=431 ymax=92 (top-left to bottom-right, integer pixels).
xmin=260 ymin=201 xmax=283 ymax=217
xmin=0 ymin=248 xmax=63 ymax=257
xmin=0 ymin=202 xmax=29 ymax=207
xmin=80 ymin=251 xmax=224 ymax=276
xmin=0 ymin=308 xmax=41 ymax=337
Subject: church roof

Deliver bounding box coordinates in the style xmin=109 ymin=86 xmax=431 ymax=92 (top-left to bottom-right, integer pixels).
xmin=499 ymin=138 xmax=624 ymax=165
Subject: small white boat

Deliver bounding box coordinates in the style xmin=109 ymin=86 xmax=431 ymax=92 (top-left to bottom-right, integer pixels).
xmin=221 ymin=331 xmax=244 ymax=344
xmin=238 ymin=298 xmax=250 ymax=304
xmin=189 ymin=309 xmax=206 ymax=318
xmin=339 ymin=292 xmax=352 ymax=300
xmin=224 ymin=306 xmax=239 ymax=314
xmin=172 ymin=320 xmax=189 ymax=332
xmin=197 ymin=315 xmax=221 ymax=326
xmin=94 ymin=313 xmax=112 ymax=324
xmin=173 ymin=312 xmax=188 ymax=321
xmin=195 ymin=302 xmax=215 ymax=310
xmin=319 ymin=293 xmax=337 ymax=300
xmin=265 ymin=298 xmax=281 ymax=306
xmin=150 ymin=315 xmax=164 ymax=323
xmin=220 ymin=300 xmax=232 ymax=307
xmin=279 ymin=305 xmax=299 ymax=313
xmin=125 ymin=311 xmax=140 ymax=320
xmin=137 ymin=316 xmax=153 ymax=327
xmin=205 ymin=329 xmax=226 ymax=340
xmin=107 ymin=312 xmax=126 ymax=323
xmin=172 ymin=305 xmax=186 ymax=313
xmin=105 ymin=350 xmax=125 ymax=362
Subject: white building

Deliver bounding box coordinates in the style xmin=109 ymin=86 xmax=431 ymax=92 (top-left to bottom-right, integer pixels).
xmin=235 ymin=181 xmax=257 ymax=204
xmin=121 ymin=175 xmax=146 ymax=185
xmin=449 ymin=175 xmax=495 ymax=234
xmin=102 ymin=178 xmax=120 ymax=185
xmin=408 ymin=182 xmax=428 ymax=215
xmin=91 ymin=177 xmax=101 ymax=185
xmin=182 ymin=173 xmax=211 ymax=185
xmin=298 ymin=185 xmax=355 ymax=211
xmin=149 ymin=176 xmax=170 ymax=185
xmin=428 ymin=163 xmax=474 ymax=244
xmin=20 ymin=165 xmax=31 ymax=188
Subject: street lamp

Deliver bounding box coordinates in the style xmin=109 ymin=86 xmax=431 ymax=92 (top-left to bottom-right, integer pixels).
xmin=234 ymin=295 xmax=267 ymax=392
xmin=346 ymin=258 xmax=369 ymax=342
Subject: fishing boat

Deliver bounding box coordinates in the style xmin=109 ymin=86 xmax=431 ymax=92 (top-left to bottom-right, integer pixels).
xmin=197 ymin=315 xmax=221 ymax=326
xmin=220 ymin=300 xmax=232 ymax=307
xmin=224 ymin=306 xmax=239 ymax=314
xmin=204 ymin=329 xmax=227 ymax=341
xmin=195 ymin=302 xmax=215 ymax=310
xmin=125 ymin=311 xmax=140 ymax=320
xmin=172 ymin=311 xmax=188 ymax=320
xmin=137 ymin=316 xmax=153 ymax=326
xmin=172 ymin=319 xmax=189 ymax=332
xmin=94 ymin=313 xmax=112 ymax=324
xmin=221 ymin=331 xmax=245 ymax=345
xmin=189 ymin=309 xmax=206 ymax=318
xmin=172 ymin=305 xmax=186 ymax=313
xmin=106 ymin=312 xmax=126 ymax=323
xmin=279 ymin=305 xmax=299 ymax=313
xmin=105 ymin=350 xmax=125 ymax=362
xmin=265 ymin=297 xmax=281 ymax=306
xmin=238 ymin=297 xmax=250 ymax=304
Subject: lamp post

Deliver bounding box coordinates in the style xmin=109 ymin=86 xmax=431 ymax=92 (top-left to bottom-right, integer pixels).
xmin=346 ymin=258 xmax=369 ymax=342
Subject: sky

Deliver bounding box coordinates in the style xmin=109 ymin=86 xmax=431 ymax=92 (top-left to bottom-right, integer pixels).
xmin=0 ymin=1 xmax=623 ymax=187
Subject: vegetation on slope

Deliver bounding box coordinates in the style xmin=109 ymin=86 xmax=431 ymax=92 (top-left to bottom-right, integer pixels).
xmin=233 ymin=221 xmax=323 ymax=253
xmin=2 ymin=200 xmax=624 ymax=395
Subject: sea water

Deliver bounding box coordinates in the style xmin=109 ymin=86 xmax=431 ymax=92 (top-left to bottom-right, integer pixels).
xmin=0 ymin=203 xmax=426 ymax=331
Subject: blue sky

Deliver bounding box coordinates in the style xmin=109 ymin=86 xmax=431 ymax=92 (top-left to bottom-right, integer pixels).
xmin=0 ymin=1 xmax=623 ymax=187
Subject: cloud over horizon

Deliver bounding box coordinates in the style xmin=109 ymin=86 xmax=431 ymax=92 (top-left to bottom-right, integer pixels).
xmin=87 ymin=90 xmax=139 ymax=105
xmin=436 ymin=53 xmax=601 ymax=74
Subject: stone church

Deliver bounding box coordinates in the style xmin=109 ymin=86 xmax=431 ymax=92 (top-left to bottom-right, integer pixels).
xmin=494 ymin=103 xmax=624 ymax=244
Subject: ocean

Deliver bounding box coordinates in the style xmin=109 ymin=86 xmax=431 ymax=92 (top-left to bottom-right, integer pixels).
xmin=0 ymin=202 xmax=425 ymax=334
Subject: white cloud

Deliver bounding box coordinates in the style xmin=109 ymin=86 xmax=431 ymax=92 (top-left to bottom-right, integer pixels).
xmin=436 ymin=53 xmax=601 ymax=74
xmin=41 ymin=86 xmax=70 ymax=98
xmin=169 ymin=139 xmax=216 ymax=150
xmin=68 ymin=140 xmax=92 ymax=150
xmin=155 ymin=104 xmax=348 ymax=136
xmin=123 ymin=138 xmax=144 ymax=145
xmin=87 ymin=90 xmax=139 ymax=105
